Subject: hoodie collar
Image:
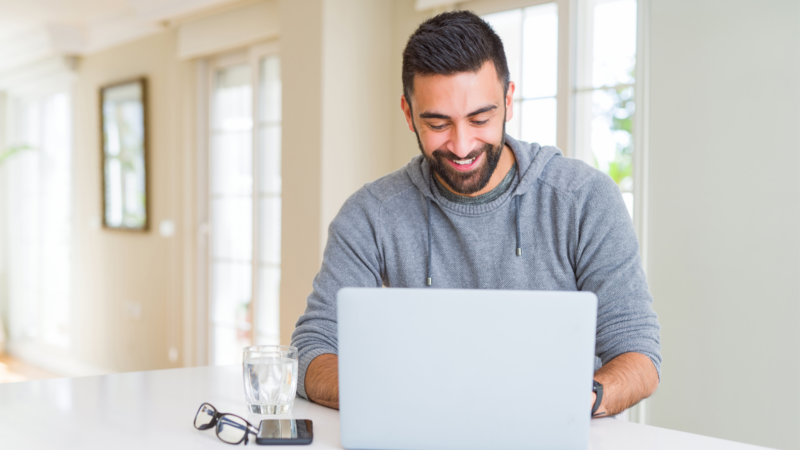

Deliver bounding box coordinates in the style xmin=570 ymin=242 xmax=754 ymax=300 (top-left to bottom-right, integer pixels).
xmin=407 ymin=134 xmax=562 ymax=215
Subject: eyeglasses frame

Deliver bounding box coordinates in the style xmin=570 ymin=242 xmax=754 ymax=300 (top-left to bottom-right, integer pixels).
xmin=193 ymin=402 xmax=259 ymax=445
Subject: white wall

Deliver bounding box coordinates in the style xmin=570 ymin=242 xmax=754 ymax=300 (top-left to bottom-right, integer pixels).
xmin=279 ymin=0 xmax=396 ymax=345
xmin=280 ymin=0 xmax=325 ymax=346
xmin=646 ymin=1 xmax=800 ymax=449
xmin=320 ymin=0 xmax=394 ymax=255
xmin=70 ymin=31 xmax=188 ymax=373
xmin=390 ymin=1 xmax=434 ymax=170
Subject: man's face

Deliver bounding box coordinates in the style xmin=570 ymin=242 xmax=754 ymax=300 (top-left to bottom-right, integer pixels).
xmin=401 ymin=61 xmax=515 ymax=195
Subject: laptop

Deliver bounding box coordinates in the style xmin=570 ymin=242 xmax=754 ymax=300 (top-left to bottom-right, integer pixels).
xmin=337 ymin=288 xmax=598 ymax=450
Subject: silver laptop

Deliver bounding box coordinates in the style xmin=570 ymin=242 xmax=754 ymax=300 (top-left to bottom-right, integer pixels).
xmin=337 ymin=288 xmax=598 ymax=450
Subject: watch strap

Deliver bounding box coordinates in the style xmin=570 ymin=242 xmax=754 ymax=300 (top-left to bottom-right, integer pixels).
xmin=591 ymin=380 xmax=603 ymax=416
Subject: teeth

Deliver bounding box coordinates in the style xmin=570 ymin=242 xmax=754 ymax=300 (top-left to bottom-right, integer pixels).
xmin=454 ymin=158 xmax=475 ymax=165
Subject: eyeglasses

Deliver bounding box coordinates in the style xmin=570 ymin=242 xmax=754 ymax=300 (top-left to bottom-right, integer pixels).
xmin=193 ymin=403 xmax=258 ymax=445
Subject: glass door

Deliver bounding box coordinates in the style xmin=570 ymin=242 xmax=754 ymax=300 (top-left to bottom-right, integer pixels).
xmin=207 ymin=44 xmax=281 ymax=365
xmin=209 ymin=61 xmax=254 ymax=365
xmin=5 ymin=91 xmax=72 ymax=348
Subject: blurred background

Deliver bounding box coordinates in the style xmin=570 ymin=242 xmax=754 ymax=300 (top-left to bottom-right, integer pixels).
xmin=0 ymin=0 xmax=797 ymax=448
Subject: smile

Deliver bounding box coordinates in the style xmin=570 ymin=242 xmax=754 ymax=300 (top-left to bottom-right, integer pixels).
xmin=446 ymin=153 xmax=482 ymax=172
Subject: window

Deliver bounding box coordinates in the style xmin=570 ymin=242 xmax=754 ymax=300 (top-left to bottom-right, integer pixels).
xmin=575 ymin=0 xmax=638 ymax=216
xmin=484 ymin=3 xmax=559 ymax=147
xmin=468 ymin=0 xmax=645 ymax=423
xmin=475 ymin=0 xmax=640 ymax=218
xmin=4 ymin=92 xmax=72 ymax=348
xmin=204 ymin=43 xmax=281 ymax=365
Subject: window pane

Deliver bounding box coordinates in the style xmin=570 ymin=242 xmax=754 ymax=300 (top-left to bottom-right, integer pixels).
xmin=211 ymin=63 xmax=254 ymax=365
xmin=213 ymin=325 xmax=251 ymax=365
xmin=211 ymin=197 xmax=253 ymax=260
xmin=592 ymin=0 xmax=637 ymax=88
xmin=520 ymin=97 xmax=557 ymax=146
xmin=6 ymin=93 xmax=72 ymax=347
xmin=576 ymin=86 xmax=635 ymax=215
xmin=211 ymin=131 xmax=252 ymax=195
xmin=214 ymin=65 xmax=252 ymax=131
xmin=256 ymin=55 xmax=282 ymax=348
xmin=7 ymin=149 xmax=41 ymax=340
xmin=39 ymin=93 xmax=72 ymax=346
xmin=259 ymin=56 xmax=281 ymax=123
xmin=257 ymin=267 xmax=281 ymax=345
xmin=259 ymin=125 xmax=281 ymax=194
xmin=259 ymin=197 xmax=281 ymax=266
xmin=522 ymin=3 xmax=558 ymax=99
xmin=211 ymin=261 xmax=252 ymax=335
xmin=482 ymin=9 xmax=522 ymax=93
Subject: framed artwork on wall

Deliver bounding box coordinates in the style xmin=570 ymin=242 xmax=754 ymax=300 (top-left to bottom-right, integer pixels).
xmin=100 ymin=77 xmax=148 ymax=231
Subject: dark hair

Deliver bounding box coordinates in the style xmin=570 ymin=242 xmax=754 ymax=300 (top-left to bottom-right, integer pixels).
xmin=402 ymin=10 xmax=510 ymax=105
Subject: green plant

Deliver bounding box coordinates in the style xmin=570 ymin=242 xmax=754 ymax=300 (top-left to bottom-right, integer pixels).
xmin=593 ymin=83 xmax=634 ymax=187
xmin=0 ymin=145 xmax=32 ymax=166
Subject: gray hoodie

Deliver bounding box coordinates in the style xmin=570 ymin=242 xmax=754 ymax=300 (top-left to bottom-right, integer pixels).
xmin=291 ymin=134 xmax=661 ymax=399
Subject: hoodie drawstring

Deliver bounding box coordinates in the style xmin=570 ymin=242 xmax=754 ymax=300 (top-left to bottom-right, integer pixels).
xmin=427 ymin=198 xmax=433 ymax=286
xmin=515 ymin=195 xmax=522 ymax=257
xmin=426 ymin=194 xmax=522 ymax=286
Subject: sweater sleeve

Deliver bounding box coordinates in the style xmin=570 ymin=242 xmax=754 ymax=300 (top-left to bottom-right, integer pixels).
xmin=290 ymin=188 xmax=384 ymax=399
xmin=573 ymin=173 xmax=662 ymax=379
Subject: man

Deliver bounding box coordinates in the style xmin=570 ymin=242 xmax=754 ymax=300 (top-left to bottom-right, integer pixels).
xmin=292 ymin=11 xmax=660 ymax=417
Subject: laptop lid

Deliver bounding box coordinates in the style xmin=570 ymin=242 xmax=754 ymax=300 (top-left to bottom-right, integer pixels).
xmin=337 ymin=288 xmax=598 ymax=450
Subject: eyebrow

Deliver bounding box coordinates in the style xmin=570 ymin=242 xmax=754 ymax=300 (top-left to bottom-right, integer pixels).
xmin=419 ymin=105 xmax=498 ymax=120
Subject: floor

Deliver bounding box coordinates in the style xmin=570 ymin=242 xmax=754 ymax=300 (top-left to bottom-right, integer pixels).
xmin=0 ymin=353 xmax=61 ymax=383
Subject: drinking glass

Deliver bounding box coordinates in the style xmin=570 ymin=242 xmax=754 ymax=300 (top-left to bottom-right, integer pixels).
xmin=243 ymin=345 xmax=299 ymax=414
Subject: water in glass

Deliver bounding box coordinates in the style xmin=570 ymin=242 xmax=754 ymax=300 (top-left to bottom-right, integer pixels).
xmin=243 ymin=355 xmax=298 ymax=414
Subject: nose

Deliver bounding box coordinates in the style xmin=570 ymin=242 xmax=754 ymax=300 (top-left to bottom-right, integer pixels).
xmin=448 ymin=123 xmax=476 ymax=158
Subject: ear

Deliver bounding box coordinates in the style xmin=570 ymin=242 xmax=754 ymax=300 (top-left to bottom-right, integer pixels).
xmin=504 ymin=81 xmax=516 ymax=122
xmin=400 ymin=94 xmax=416 ymax=133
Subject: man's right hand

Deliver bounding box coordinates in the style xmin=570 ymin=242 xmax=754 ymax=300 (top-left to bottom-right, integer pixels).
xmin=305 ymin=353 xmax=340 ymax=409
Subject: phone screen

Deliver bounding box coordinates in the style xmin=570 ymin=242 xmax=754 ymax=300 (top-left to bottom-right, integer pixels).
xmin=256 ymin=419 xmax=313 ymax=445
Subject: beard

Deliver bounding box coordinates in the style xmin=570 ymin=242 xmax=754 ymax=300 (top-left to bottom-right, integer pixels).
xmin=415 ymin=120 xmax=506 ymax=196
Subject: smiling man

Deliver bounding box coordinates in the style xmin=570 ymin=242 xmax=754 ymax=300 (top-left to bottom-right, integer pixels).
xmin=291 ymin=11 xmax=661 ymax=417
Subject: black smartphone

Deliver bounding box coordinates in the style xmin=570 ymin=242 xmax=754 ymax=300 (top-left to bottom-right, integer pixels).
xmin=256 ymin=419 xmax=313 ymax=445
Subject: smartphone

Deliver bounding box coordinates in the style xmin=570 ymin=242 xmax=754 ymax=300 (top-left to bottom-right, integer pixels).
xmin=256 ymin=419 xmax=313 ymax=445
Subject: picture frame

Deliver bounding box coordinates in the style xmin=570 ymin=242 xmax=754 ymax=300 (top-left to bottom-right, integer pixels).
xmin=99 ymin=77 xmax=149 ymax=231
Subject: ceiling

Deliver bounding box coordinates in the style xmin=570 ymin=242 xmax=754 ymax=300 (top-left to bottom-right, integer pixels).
xmin=0 ymin=0 xmax=242 ymax=72
xmin=0 ymin=0 xmax=130 ymax=25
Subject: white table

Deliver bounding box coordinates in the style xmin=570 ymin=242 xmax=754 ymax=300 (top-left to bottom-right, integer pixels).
xmin=0 ymin=365 xmax=771 ymax=450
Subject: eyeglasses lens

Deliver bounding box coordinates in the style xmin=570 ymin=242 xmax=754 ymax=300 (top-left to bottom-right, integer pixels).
xmin=194 ymin=404 xmax=216 ymax=429
xmin=216 ymin=414 xmax=248 ymax=444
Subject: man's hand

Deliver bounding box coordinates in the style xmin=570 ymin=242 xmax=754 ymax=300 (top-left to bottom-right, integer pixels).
xmin=305 ymin=354 xmax=340 ymax=409
xmin=590 ymin=352 xmax=659 ymax=417
xmin=305 ymin=352 xmax=657 ymax=415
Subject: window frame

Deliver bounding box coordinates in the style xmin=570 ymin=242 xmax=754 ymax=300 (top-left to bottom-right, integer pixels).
xmin=196 ymin=40 xmax=281 ymax=366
